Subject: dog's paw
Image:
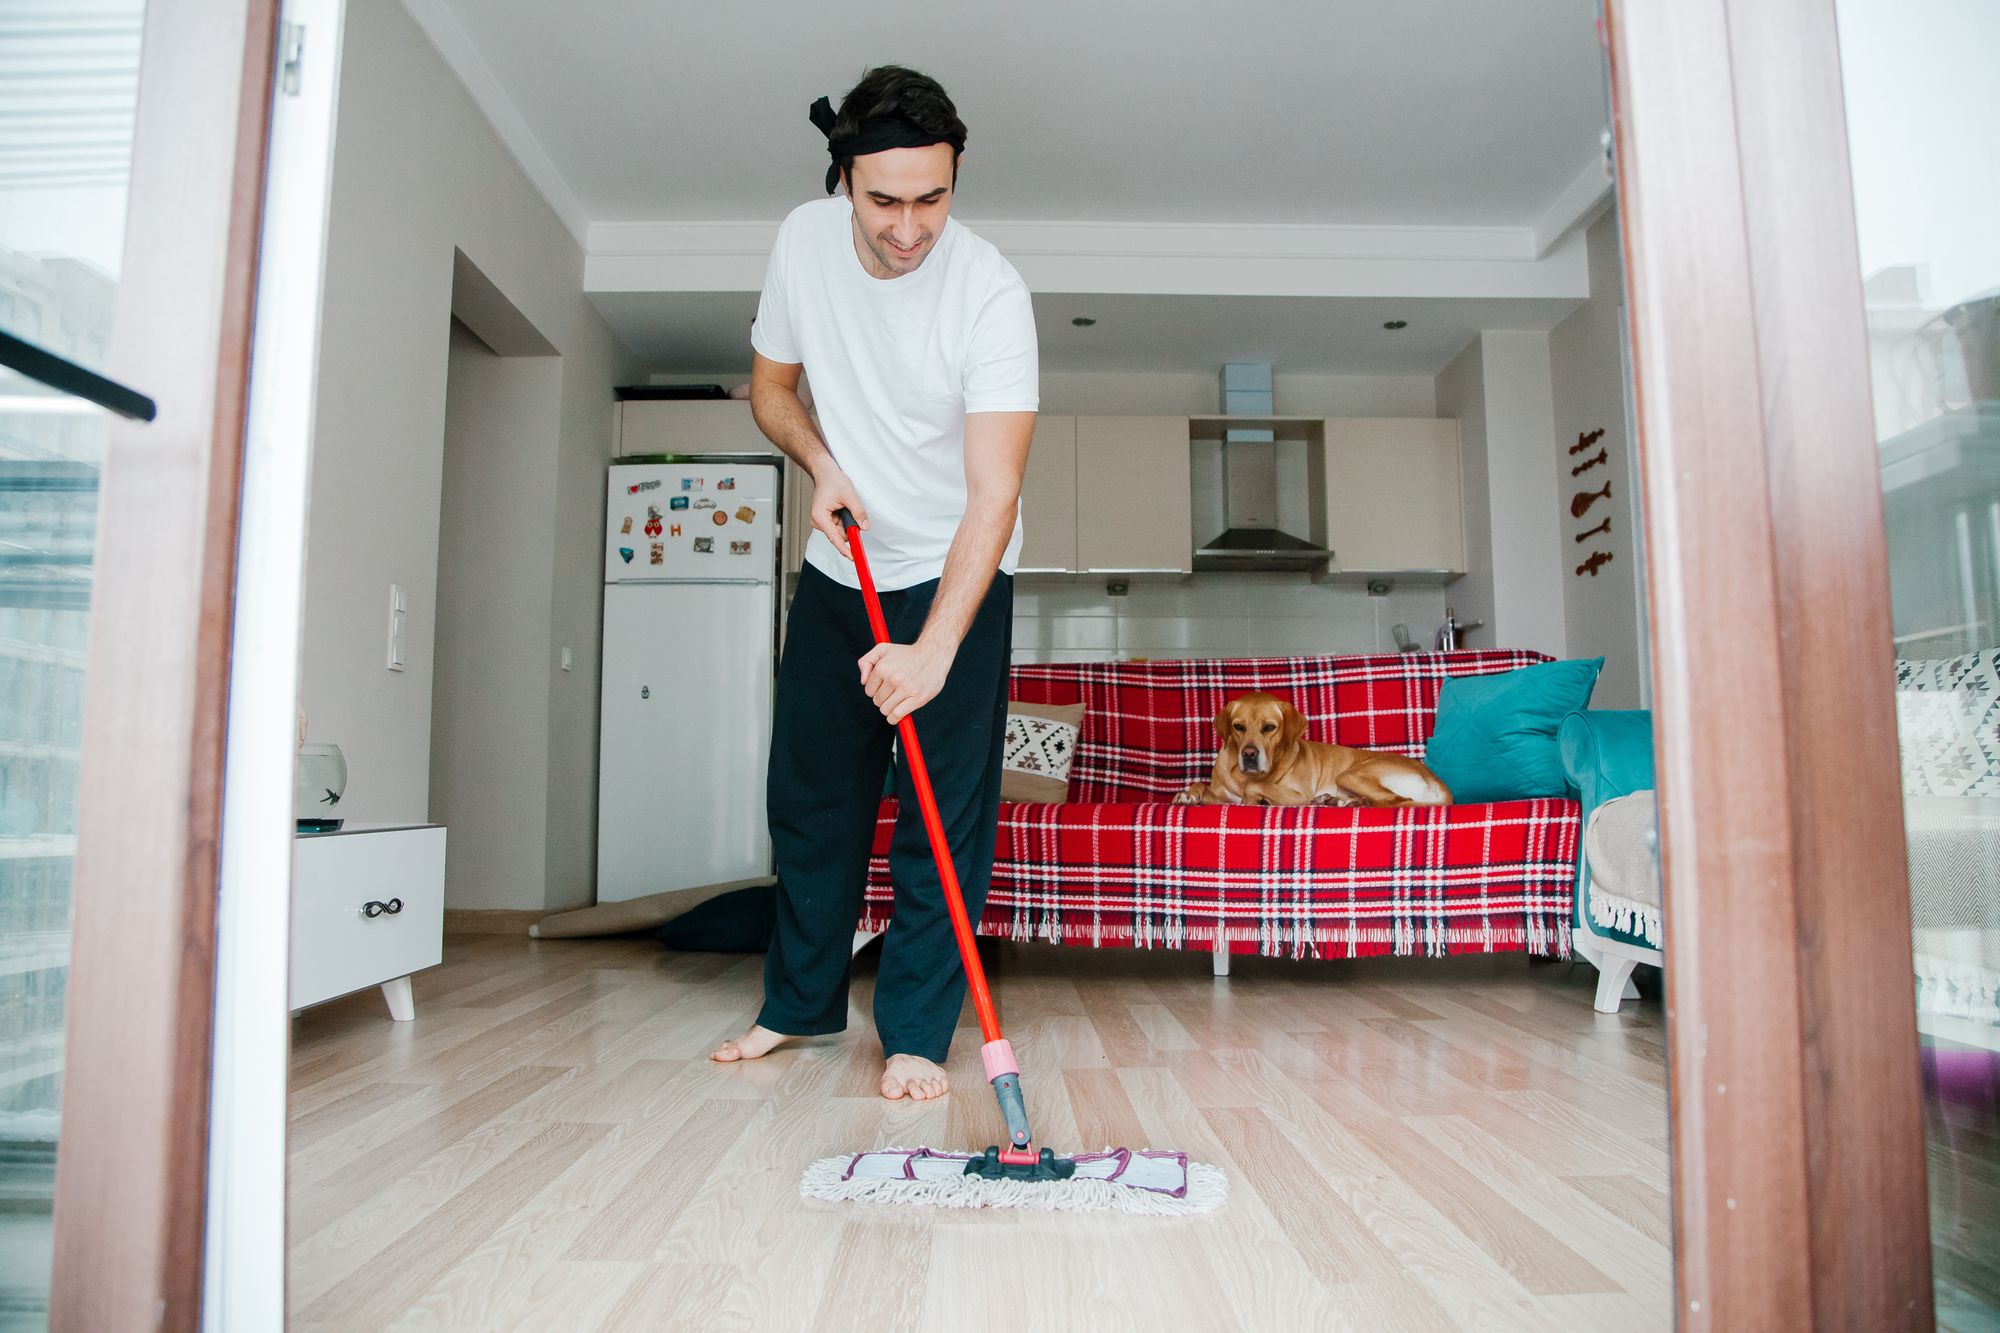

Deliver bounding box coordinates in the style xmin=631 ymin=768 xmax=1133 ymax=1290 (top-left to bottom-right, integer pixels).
xmin=1172 ymin=784 xmax=1207 ymax=805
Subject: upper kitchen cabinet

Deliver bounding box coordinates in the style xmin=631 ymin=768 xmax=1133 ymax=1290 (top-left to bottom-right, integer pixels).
xmin=1075 ymin=416 xmax=1194 ymax=576
xmin=1317 ymin=418 xmax=1465 ymax=581
xmin=616 ymin=399 xmax=776 ymax=457
xmin=1017 ymin=415 xmax=1078 ymax=573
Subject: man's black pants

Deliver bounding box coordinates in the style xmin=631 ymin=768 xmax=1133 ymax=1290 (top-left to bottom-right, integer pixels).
xmin=758 ymin=563 xmax=1013 ymax=1064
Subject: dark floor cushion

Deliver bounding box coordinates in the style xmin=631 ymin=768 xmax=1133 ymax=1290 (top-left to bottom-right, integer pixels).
xmin=654 ymin=883 xmax=778 ymax=952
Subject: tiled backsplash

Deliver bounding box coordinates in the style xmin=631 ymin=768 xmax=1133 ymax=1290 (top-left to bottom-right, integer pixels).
xmin=1010 ymin=573 xmax=1451 ymax=663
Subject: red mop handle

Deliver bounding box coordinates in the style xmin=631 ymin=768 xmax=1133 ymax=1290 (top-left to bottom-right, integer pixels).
xmin=836 ymin=509 xmax=1004 ymax=1047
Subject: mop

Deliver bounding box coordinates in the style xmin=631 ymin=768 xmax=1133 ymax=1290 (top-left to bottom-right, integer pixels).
xmin=797 ymin=509 xmax=1226 ymax=1216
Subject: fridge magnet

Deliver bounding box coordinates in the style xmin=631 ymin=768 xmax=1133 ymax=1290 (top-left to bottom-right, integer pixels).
xmin=1568 ymin=426 xmax=1607 ymax=456
xmin=693 ymin=498 xmax=717 ymax=509
xmin=619 ymin=515 xmax=633 ymax=535
xmin=718 ymin=476 xmax=736 ymax=490
xmin=711 ymin=509 xmax=729 ymax=526
xmin=627 ymin=478 xmax=660 ymax=495
xmin=680 ymin=477 xmax=693 ymax=491
xmin=693 ymin=536 xmax=714 ymax=553
xmin=669 ymin=496 xmax=689 ymax=511
xmin=644 ymin=514 xmax=663 ymax=538
xmin=730 ymin=540 xmax=751 ymax=555
xmin=649 ymin=542 xmax=665 ymax=565
xmin=1575 ymin=517 xmax=1611 ymax=543
xmin=734 ymin=505 xmax=757 ymax=523
xmin=618 ymin=546 xmax=634 ymax=563
xmin=1576 ymin=550 xmax=1614 ymax=577
xmin=1570 ymin=447 xmax=1607 ymax=477
xmin=669 ymin=524 xmax=682 ymax=538
xmin=1570 ymin=482 xmax=1611 ymax=518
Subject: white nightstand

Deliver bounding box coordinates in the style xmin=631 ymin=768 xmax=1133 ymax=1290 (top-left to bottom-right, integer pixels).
xmin=290 ymin=822 xmax=446 ymax=1021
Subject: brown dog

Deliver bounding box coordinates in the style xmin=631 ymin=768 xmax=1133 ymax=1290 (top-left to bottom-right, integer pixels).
xmin=1173 ymin=691 xmax=1452 ymax=808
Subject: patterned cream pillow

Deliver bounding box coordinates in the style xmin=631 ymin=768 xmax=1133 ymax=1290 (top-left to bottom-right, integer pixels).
xmin=1895 ymin=650 xmax=2000 ymax=798
xmin=1001 ymin=702 xmax=1085 ymax=803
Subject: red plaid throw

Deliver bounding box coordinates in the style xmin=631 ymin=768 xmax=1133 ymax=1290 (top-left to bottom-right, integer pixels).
xmin=862 ymin=652 xmax=1581 ymax=959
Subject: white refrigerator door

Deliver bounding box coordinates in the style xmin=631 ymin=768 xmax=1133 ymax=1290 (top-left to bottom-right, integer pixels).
xmin=596 ymin=581 xmax=774 ymax=902
xmin=607 ymin=462 xmax=779 ymax=583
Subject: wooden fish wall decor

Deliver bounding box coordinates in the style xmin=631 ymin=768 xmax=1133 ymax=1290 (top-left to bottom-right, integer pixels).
xmin=1571 ymin=482 xmax=1612 ymax=518
xmin=1569 ymin=427 xmax=1615 ymax=577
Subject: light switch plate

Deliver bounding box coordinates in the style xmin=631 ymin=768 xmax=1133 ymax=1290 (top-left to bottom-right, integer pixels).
xmin=560 ymin=646 xmax=572 ymax=672
xmin=387 ymin=583 xmax=406 ymax=671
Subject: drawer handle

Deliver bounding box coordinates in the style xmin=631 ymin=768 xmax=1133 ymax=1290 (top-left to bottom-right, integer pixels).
xmin=362 ymin=898 xmax=404 ymax=918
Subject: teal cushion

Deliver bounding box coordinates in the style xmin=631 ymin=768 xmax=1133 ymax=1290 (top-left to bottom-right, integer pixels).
xmin=1424 ymin=658 xmax=1605 ymax=803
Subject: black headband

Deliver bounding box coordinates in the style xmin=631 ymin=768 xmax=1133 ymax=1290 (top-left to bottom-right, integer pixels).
xmin=810 ymin=94 xmax=953 ymax=194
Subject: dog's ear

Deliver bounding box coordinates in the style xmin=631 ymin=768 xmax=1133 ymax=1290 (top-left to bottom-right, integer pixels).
xmin=1280 ymin=700 xmax=1309 ymax=749
xmin=1214 ymin=701 xmax=1236 ymax=743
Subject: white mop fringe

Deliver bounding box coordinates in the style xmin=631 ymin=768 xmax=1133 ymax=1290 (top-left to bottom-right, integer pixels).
xmin=799 ymin=1151 xmax=1228 ymax=1216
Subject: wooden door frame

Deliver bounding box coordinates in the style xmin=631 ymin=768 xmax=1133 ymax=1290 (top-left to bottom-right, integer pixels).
xmin=48 ymin=2 xmax=279 ymax=1329
xmin=1605 ymin=0 xmax=1934 ymax=1327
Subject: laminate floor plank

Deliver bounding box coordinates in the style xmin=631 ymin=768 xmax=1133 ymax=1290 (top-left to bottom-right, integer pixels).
xmin=290 ymin=940 xmax=1675 ymax=1330
xmin=295 ymin=1121 xmax=609 ymax=1326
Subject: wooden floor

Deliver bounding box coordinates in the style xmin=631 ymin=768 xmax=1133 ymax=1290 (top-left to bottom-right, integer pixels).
xmin=287 ymin=934 xmax=1674 ymax=1331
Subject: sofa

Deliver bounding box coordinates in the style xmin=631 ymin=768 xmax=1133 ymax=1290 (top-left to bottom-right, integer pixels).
xmin=1559 ymin=709 xmax=1662 ymax=1011
xmin=861 ymin=650 xmax=1583 ymax=971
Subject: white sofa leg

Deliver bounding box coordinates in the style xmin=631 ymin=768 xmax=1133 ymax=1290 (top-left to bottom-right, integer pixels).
xmin=850 ymin=929 xmax=880 ymax=957
xmin=1212 ymin=933 xmax=1230 ymax=978
xmin=1592 ymin=956 xmax=1640 ymax=1013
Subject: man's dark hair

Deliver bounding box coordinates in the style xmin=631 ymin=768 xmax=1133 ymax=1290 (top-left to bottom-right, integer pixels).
xmin=833 ymin=65 xmax=967 ymax=193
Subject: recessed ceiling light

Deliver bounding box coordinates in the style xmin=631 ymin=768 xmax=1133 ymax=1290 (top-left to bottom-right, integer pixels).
xmin=1071 ymin=316 xmax=1097 ymax=327
xmin=1383 ymin=319 xmax=1409 ymax=331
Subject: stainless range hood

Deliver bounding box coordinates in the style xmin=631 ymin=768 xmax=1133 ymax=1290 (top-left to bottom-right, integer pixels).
xmin=1193 ymin=435 xmax=1331 ymax=572
xmin=1194 ymin=525 xmax=1331 ymax=572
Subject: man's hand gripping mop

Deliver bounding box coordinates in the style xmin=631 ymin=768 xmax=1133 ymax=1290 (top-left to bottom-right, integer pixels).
xmin=799 ymin=509 xmax=1226 ymax=1215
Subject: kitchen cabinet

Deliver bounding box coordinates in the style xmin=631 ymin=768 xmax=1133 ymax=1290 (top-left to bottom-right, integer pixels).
xmin=1318 ymin=418 xmax=1464 ymax=580
xmin=1075 ymin=416 xmax=1194 ymax=575
xmin=1016 ymin=415 xmax=1078 ymax=573
xmin=616 ymin=399 xmax=774 ymax=457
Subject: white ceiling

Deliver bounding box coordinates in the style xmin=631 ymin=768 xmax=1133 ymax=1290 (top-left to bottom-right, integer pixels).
xmin=431 ymin=0 xmax=1608 ymax=228
xmin=418 ymin=0 xmax=1611 ymax=375
xmin=591 ymin=289 xmax=1582 ymax=377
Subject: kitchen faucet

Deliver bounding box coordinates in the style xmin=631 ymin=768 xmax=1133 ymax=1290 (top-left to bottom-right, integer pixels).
xmin=1435 ymin=606 xmax=1484 ymax=652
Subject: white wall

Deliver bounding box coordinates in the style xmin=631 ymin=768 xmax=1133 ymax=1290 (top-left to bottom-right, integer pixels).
xmin=300 ymin=0 xmax=639 ymax=911
xmin=1481 ymin=330 xmax=1568 ymax=659
xmin=1548 ymin=210 xmax=1645 ymax=707
xmin=1434 ymin=337 xmax=1494 ymax=648
xmin=1434 ymin=330 xmax=1569 ymax=659
xmin=430 ymin=321 xmax=560 ymax=909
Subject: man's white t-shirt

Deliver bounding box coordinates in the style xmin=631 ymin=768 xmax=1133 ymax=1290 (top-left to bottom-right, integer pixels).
xmin=751 ymin=196 xmax=1039 ymax=591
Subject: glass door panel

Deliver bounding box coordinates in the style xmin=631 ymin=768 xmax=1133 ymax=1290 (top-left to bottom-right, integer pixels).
xmin=1836 ymin=1 xmax=2000 ymax=1323
xmin=0 ymin=1 xmax=145 ymax=1323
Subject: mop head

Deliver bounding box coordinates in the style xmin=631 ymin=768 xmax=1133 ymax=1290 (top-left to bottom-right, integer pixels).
xmin=799 ymin=1146 xmax=1227 ymax=1216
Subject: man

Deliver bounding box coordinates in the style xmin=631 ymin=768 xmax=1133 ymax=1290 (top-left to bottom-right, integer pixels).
xmin=710 ymin=66 xmax=1037 ymax=1102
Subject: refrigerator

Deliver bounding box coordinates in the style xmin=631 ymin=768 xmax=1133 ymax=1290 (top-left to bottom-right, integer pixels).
xmin=597 ymin=460 xmax=779 ymax=903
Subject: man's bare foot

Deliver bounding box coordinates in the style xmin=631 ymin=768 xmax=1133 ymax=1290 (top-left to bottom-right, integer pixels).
xmin=880 ymin=1053 xmax=949 ymax=1101
xmin=710 ymin=1024 xmax=792 ymax=1063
